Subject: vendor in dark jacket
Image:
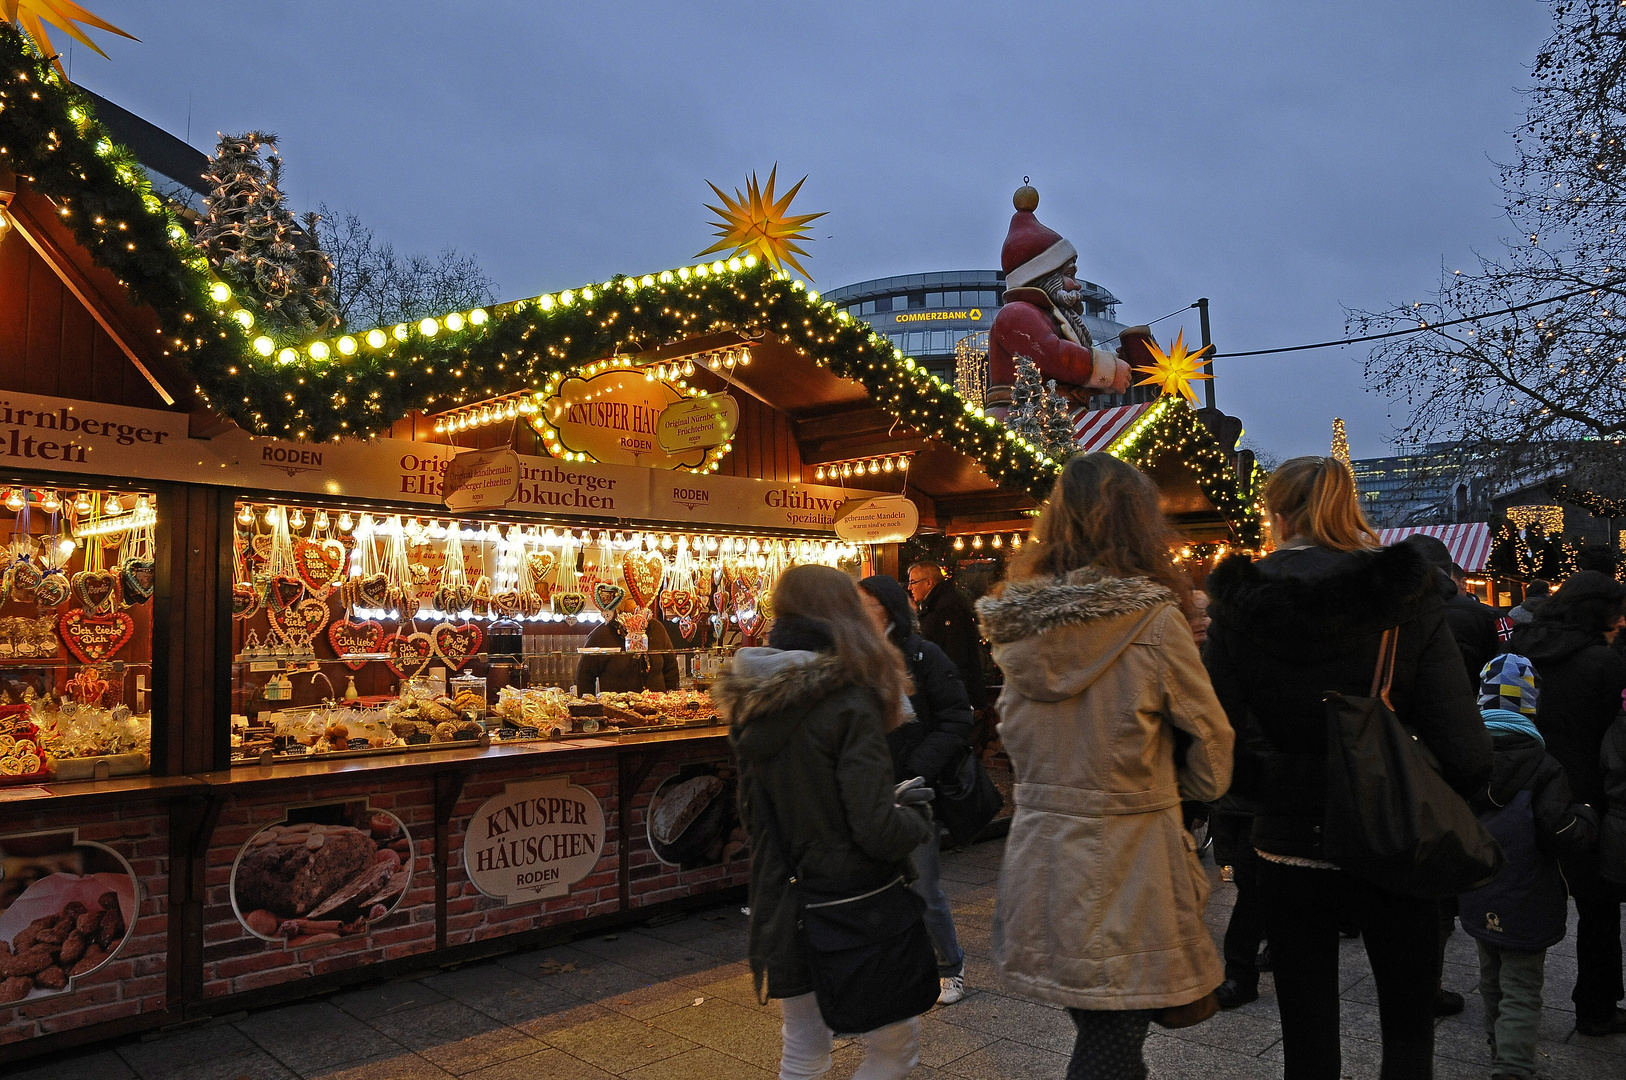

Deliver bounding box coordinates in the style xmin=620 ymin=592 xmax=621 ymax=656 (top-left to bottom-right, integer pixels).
xmin=720 ymin=564 xmax=934 ymax=1077
xmin=1205 ymin=456 xmax=1491 ymax=1080
xmin=573 ymin=602 xmax=681 ymax=693
xmin=1407 ymin=534 xmax=1502 ymax=681
xmin=1508 ymin=570 xmax=1626 ymax=1036
xmin=860 ymin=574 xmax=975 ymax=1005
xmin=907 ymin=562 xmax=988 ymax=709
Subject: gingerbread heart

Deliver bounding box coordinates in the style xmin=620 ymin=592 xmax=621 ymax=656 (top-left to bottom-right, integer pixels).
xmin=735 ymin=565 xmax=764 ymax=595
xmin=432 ymin=621 xmax=483 ymax=669
xmin=60 ymin=609 xmax=134 ymax=663
xmin=663 ymin=589 xmax=695 ymax=619
xmin=73 ymin=570 xmax=118 ymax=616
xmin=35 ymin=572 xmax=70 ymax=609
xmin=553 ymin=591 xmax=587 ymax=618
xmin=11 ymin=560 xmax=41 ymax=599
xmin=356 ymin=572 xmax=390 ymax=610
xmin=328 ymin=619 xmax=385 ymax=670
xmin=593 ymin=581 xmax=628 ymax=616
xmin=622 ymin=551 xmax=665 ymax=608
xmin=294 ymin=538 xmax=344 ymax=594
xmin=268 ymin=575 xmax=305 ymax=612
xmin=525 ymin=551 xmax=555 ymax=592
xmin=232 ymin=582 xmax=260 ymax=620
xmin=386 ymin=631 xmax=434 ymax=679
xmin=269 ymin=596 xmax=329 ymax=646
xmin=521 ymin=591 xmax=546 ymax=618
xmin=120 ymin=559 xmax=156 ymax=604
xmin=677 ymin=615 xmax=697 ymax=641
xmin=492 ymin=590 xmax=521 ymax=617
xmin=250 ymin=533 xmax=274 ymax=563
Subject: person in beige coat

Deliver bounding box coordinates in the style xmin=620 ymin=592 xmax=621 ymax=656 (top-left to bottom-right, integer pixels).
xmin=976 ymin=453 xmax=1234 ymax=1080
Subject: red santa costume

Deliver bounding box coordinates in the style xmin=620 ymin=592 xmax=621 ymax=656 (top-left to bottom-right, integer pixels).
xmin=987 ymin=187 xmax=1135 ymax=416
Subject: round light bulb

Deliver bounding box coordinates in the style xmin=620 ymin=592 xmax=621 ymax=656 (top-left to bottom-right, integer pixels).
xmin=58 ymin=538 xmax=75 ymax=556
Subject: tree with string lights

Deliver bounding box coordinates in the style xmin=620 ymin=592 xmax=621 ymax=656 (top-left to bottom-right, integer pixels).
xmin=1355 ymin=0 xmax=1626 ymax=495
xmin=1007 ymin=355 xmax=1076 ymax=462
xmin=196 ymin=132 xmax=339 ymax=338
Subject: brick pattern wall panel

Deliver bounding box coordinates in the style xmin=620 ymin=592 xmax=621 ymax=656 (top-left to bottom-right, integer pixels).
xmin=444 ymin=757 xmax=621 ymax=947
xmin=627 ymin=744 xmax=751 ymax=909
xmin=0 ymin=801 xmax=171 ymax=1045
xmin=200 ymin=779 xmax=437 ymax=999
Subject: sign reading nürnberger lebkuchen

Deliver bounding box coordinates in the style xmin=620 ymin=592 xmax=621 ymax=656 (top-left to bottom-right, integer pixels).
xmin=464 ymin=777 xmax=606 ymax=902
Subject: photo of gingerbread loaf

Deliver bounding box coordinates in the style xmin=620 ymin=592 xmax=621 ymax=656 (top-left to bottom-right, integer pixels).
xmin=234 ymin=823 xmax=377 ymax=917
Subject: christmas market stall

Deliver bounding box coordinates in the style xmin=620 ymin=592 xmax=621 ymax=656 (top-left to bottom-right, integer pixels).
xmin=0 ymin=30 xmax=1073 ymax=1057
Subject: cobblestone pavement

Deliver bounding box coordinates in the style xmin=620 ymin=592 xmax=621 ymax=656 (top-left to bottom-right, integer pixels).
xmin=16 ymin=836 xmax=1626 ymax=1079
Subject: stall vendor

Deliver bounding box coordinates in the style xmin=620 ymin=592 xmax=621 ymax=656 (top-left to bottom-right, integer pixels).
xmin=575 ymin=600 xmax=682 ymax=692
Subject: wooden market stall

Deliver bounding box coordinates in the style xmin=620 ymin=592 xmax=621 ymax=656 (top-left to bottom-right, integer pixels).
xmin=0 ymin=35 xmax=1069 ymax=1059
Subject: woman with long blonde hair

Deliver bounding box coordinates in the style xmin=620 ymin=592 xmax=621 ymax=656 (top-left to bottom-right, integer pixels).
xmin=976 ymin=453 xmax=1234 ymax=1079
xmin=720 ymin=564 xmax=934 ymax=1080
xmin=1204 ymin=456 xmax=1490 ymax=1079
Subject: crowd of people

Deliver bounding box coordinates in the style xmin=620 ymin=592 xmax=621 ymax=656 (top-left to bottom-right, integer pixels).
xmin=719 ymin=451 xmax=1626 ymax=1080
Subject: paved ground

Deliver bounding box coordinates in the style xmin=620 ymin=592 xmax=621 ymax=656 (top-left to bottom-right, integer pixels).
xmin=15 ymin=836 xmax=1626 ymax=1079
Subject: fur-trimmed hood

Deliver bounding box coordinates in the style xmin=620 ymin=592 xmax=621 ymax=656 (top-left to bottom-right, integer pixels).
xmin=977 ymin=569 xmax=1180 ymax=704
xmin=716 ymin=648 xmax=861 ymax=761
xmin=1206 ymin=542 xmax=1437 ymax=651
xmin=976 ymin=567 xmax=1175 ymax=645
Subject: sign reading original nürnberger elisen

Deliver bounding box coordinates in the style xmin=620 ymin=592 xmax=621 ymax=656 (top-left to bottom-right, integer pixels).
xmin=463 ymin=777 xmax=607 ymax=902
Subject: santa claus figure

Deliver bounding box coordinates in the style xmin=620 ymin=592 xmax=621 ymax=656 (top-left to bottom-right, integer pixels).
xmin=986 ymin=185 xmax=1149 ymax=419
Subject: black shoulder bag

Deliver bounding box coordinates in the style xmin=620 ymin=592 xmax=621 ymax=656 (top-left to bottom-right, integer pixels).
xmin=932 ymin=745 xmax=1004 ymax=848
xmin=1323 ymin=627 xmax=1504 ymax=898
xmin=752 ymin=779 xmax=940 ymax=1034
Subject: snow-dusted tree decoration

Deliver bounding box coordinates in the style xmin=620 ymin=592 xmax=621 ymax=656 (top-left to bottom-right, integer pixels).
xmin=196 ymin=132 xmax=339 ymax=337
xmin=1008 ymin=353 xmax=1075 ymax=461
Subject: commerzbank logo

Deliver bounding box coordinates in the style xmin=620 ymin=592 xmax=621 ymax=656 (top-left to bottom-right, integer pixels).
xmin=894 ymin=308 xmax=982 ymax=323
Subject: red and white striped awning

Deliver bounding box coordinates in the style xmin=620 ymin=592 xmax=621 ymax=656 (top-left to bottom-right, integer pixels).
xmin=1377 ymin=523 xmax=1493 ymax=573
xmin=1072 ymin=402 xmax=1152 ymax=452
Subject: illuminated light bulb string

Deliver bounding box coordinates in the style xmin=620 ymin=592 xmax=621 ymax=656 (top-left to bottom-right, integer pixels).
xmin=813 ymin=454 xmax=912 ymax=482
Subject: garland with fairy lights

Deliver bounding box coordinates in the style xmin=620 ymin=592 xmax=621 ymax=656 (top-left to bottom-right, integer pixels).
xmin=1548 ymin=482 xmax=1626 ymax=520
xmin=0 ymin=26 xmax=1061 ymax=500
xmin=1105 ymin=396 xmax=1265 ymax=548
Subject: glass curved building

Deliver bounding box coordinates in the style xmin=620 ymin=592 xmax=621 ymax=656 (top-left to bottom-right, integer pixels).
xmin=822 ymin=270 xmax=1151 ymax=408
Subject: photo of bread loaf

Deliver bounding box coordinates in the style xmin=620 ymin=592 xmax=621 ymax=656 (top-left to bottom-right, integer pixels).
xmin=230 ymin=802 xmax=415 ymax=948
xmin=646 ymin=764 xmax=749 ymax=870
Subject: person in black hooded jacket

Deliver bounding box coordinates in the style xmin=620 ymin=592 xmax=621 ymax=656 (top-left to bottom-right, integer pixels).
xmin=1204 ymin=457 xmax=1491 ymax=1080
xmin=1508 ymin=570 xmax=1626 ymax=1036
xmin=860 ymin=573 xmax=975 ymax=1006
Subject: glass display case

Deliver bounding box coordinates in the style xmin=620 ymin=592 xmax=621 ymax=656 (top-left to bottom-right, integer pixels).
xmin=227 ymin=498 xmax=860 ymax=765
xmin=0 ymin=484 xmax=157 ymax=782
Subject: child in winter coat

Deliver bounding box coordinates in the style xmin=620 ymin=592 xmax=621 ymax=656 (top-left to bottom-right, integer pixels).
xmin=1460 ymin=654 xmax=1598 ymax=1080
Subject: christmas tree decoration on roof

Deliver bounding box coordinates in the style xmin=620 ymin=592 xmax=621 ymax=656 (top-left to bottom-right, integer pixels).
xmin=1007 ymin=355 xmax=1075 ymax=463
xmin=1131 ymin=328 xmax=1214 ymax=404
xmin=697 ymin=165 xmax=825 ymax=278
xmin=3 ymin=0 xmax=134 ymax=77
xmin=195 ymin=132 xmax=340 ymax=339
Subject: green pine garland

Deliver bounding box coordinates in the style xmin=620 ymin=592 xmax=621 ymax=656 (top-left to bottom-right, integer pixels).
xmin=1107 ymin=397 xmax=1265 ymax=548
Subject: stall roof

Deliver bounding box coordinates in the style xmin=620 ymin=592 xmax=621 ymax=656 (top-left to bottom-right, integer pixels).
xmin=1378 ymin=524 xmax=1492 ymax=573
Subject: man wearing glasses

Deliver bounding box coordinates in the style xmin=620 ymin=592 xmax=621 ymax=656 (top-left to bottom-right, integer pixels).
xmin=907 ymin=562 xmax=988 ymax=712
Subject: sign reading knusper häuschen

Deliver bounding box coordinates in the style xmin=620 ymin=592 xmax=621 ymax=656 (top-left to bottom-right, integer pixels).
xmin=464 ymin=777 xmax=607 ymax=902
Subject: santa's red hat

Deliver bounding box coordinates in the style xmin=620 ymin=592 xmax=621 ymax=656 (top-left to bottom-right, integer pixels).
xmin=1000 ymin=185 xmax=1076 ymax=289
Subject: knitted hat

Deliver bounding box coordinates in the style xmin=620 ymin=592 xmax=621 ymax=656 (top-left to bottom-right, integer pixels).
xmin=1478 ymin=653 xmax=1539 ymax=716
xmin=1001 ymin=186 xmax=1078 ymax=290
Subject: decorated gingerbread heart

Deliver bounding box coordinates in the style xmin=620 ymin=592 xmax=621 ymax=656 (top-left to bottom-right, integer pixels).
xmin=492 ymin=590 xmax=521 ymax=617
xmin=677 ymin=615 xmax=697 ymax=641
xmin=60 ymin=610 xmax=134 ymax=663
xmin=10 ymin=560 xmax=41 ymax=599
xmin=553 ymin=591 xmax=587 ymax=619
xmin=232 ymin=582 xmax=260 ymax=620
xmin=663 ymin=588 xmax=695 ymax=619
xmin=34 ymin=572 xmax=70 ymax=609
xmin=622 ymin=551 xmax=665 ymax=609
xmin=356 ymin=572 xmax=390 ymax=610
xmin=72 ymin=570 xmax=118 ymax=617
xmin=432 ymin=621 xmax=483 ymax=669
xmin=386 ymin=631 xmax=434 ymax=679
xmin=593 ymin=581 xmax=629 ymax=616
xmin=269 ymin=596 xmax=329 ymax=646
xmin=120 ymin=559 xmax=156 ymax=604
xmin=328 ymin=619 xmax=385 ymax=670
xmin=250 ymin=533 xmax=274 ymax=563
xmin=294 ymin=538 xmax=345 ymax=595
xmin=268 ymin=575 xmax=305 ymax=613
xmin=525 ymin=551 xmax=555 ymax=592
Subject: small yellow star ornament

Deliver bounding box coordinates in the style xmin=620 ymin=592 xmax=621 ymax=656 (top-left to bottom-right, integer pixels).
xmin=1132 ymin=329 xmax=1214 ymax=404
xmin=698 ymin=164 xmax=826 ymax=279
xmin=4 ymin=0 xmax=136 ymax=78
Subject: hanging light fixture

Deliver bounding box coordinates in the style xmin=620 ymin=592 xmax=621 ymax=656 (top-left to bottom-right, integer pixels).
xmin=40 ymin=490 xmax=60 ymax=513
xmin=74 ymin=490 xmax=93 ymax=515
xmin=3 ymin=489 xmax=24 ymax=512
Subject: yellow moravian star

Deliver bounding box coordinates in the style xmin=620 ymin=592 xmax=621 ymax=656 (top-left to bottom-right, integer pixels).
xmin=4 ymin=0 xmax=137 ymax=78
xmin=1131 ymin=329 xmax=1215 ymax=404
xmin=698 ymin=165 xmax=826 ymax=279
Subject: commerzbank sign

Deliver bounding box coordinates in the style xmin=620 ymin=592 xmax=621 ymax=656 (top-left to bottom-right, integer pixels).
xmin=894 ymin=309 xmax=983 ymax=323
